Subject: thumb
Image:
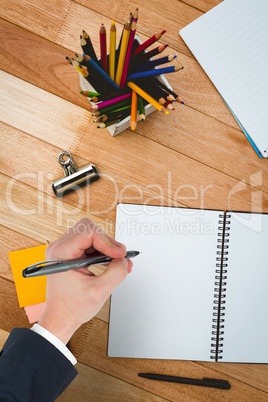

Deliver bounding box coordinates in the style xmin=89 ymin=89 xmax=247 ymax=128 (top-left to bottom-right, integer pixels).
xmin=96 ymin=258 xmax=131 ymax=296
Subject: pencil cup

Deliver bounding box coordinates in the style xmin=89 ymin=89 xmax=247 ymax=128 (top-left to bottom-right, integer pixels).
xmin=70 ymin=13 xmax=185 ymax=134
xmin=79 ymin=73 xmax=172 ymax=136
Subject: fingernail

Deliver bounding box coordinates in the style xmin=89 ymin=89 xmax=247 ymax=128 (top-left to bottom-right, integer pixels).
xmin=115 ymin=242 xmax=126 ymax=251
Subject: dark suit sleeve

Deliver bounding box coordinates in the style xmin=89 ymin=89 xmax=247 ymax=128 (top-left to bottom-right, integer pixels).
xmin=0 ymin=328 xmax=78 ymax=402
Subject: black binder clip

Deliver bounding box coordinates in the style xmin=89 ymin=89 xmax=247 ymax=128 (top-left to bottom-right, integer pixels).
xmin=52 ymin=151 xmax=99 ymax=197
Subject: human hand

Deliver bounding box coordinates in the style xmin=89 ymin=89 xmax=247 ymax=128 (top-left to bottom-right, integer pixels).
xmin=38 ymin=218 xmax=132 ymax=344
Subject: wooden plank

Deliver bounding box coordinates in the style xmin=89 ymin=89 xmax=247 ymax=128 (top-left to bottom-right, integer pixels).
xmin=182 ymin=0 xmax=222 ymax=13
xmin=1 ymin=73 xmax=267 ymax=214
xmin=1 ymin=26 xmax=267 ymax=187
xmin=69 ymin=318 xmax=268 ymax=401
xmin=0 ymin=121 xmax=179 ymax=225
xmin=0 ymin=70 xmax=90 ymax=153
xmin=0 ymin=19 xmax=90 ymax=110
xmin=0 ymin=18 xmax=239 ymax=131
xmin=57 ymin=362 xmax=168 ymax=402
xmin=0 ymin=328 xmax=10 ymax=349
xmin=76 ymin=130 xmax=268 ymax=212
xmin=0 ymin=225 xmax=41 ymax=280
xmin=0 ymin=277 xmax=30 ymax=331
xmin=0 ymin=0 xmax=200 ymax=57
xmin=0 ymin=172 xmax=107 ymax=243
xmin=0 ymin=0 xmax=71 ymax=41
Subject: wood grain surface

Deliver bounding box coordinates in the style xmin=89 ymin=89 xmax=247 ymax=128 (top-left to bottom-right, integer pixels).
xmin=1 ymin=0 xmax=268 ymax=400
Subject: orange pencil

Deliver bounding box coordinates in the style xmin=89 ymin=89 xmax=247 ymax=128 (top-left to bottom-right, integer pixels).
xmin=130 ymin=90 xmax=138 ymax=130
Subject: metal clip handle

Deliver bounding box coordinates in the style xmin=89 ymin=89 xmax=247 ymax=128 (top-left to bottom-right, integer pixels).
xmin=52 ymin=150 xmax=100 ymax=197
xmin=58 ymin=151 xmax=79 ymax=176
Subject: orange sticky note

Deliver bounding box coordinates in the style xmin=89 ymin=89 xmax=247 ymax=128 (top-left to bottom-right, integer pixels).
xmin=9 ymin=245 xmax=47 ymax=307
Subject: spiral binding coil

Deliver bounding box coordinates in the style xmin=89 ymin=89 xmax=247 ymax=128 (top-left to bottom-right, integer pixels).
xmin=210 ymin=213 xmax=231 ymax=361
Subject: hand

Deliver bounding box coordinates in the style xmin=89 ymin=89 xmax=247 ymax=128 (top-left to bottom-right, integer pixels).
xmin=38 ymin=218 xmax=132 ymax=344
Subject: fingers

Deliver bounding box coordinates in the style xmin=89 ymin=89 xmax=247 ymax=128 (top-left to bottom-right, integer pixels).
xmin=94 ymin=258 xmax=133 ymax=297
xmin=46 ymin=218 xmax=126 ymax=261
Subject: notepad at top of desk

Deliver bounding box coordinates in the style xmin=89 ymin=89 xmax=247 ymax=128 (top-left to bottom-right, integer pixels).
xmin=179 ymin=0 xmax=268 ymax=158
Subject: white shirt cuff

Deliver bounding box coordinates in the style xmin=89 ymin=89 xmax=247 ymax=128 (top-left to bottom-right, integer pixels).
xmin=31 ymin=323 xmax=77 ymax=365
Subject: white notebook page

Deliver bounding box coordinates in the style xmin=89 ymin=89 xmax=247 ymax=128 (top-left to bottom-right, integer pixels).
xmin=222 ymin=212 xmax=268 ymax=363
xmin=180 ymin=0 xmax=268 ymax=157
xmin=108 ymin=204 xmax=222 ymax=361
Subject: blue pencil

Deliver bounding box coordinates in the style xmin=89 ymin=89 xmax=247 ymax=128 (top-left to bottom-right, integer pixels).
xmin=128 ymin=64 xmax=183 ymax=80
xmin=83 ymin=54 xmax=120 ymax=90
xmin=133 ymin=55 xmax=177 ymax=72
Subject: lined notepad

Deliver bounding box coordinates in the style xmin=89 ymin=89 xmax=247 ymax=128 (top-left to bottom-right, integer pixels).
xmin=180 ymin=0 xmax=268 ymax=158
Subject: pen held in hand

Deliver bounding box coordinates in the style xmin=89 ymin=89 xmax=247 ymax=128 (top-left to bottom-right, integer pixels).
xmin=22 ymin=250 xmax=140 ymax=278
xmin=138 ymin=373 xmax=231 ymax=390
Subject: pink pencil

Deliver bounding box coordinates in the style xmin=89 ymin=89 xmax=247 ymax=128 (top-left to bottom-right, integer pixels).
xmin=91 ymin=92 xmax=131 ymax=110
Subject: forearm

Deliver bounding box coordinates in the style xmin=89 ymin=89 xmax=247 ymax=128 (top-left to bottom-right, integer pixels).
xmin=0 ymin=328 xmax=77 ymax=402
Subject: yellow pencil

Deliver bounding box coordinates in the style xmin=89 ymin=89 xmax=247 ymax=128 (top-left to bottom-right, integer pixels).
xmin=130 ymin=90 xmax=138 ymax=130
xmin=115 ymin=19 xmax=131 ymax=86
xmin=71 ymin=59 xmax=89 ymax=77
xmin=109 ymin=20 xmax=116 ymax=80
xmin=127 ymin=81 xmax=168 ymax=113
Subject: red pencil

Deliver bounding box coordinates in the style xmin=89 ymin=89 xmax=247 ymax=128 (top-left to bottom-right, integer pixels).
xmin=133 ymin=30 xmax=166 ymax=56
xmin=135 ymin=43 xmax=169 ymax=63
xmin=99 ymin=23 xmax=107 ymax=72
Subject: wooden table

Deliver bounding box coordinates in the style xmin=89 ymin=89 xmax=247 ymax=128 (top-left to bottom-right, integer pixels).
xmin=1 ymin=0 xmax=268 ymax=400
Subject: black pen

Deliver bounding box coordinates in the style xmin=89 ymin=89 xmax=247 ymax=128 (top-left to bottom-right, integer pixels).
xmin=138 ymin=373 xmax=231 ymax=390
xmin=22 ymin=250 xmax=140 ymax=278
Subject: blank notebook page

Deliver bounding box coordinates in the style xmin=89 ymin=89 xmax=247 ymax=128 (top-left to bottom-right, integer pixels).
xmin=180 ymin=0 xmax=268 ymax=157
xmin=222 ymin=212 xmax=268 ymax=363
xmin=108 ymin=204 xmax=221 ymax=361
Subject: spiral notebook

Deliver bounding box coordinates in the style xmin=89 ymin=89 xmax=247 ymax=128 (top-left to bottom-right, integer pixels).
xmin=179 ymin=0 xmax=268 ymax=158
xmin=108 ymin=203 xmax=268 ymax=363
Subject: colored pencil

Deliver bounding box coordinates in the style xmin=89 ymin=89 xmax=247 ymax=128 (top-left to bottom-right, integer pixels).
xmin=138 ymin=96 xmax=146 ymax=121
xmin=130 ymin=90 xmax=138 ymax=130
xmin=91 ymin=87 xmax=130 ymax=103
xmin=115 ymin=18 xmax=131 ymax=86
xmin=109 ymin=21 xmax=116 ymax=80
xmin=99 ymin=24 xmax=107 ymax=72
xmin=71 ymin=59 xmax=89 ymax=77
xmin=83 ymin=55 xmax=120 ymax=90
xmin=74 ymin=53 xmax=112 ymax=94
xmin=152 ymin=77 xmax=184 ymax=103
xmin=97 ymin=109 xmax=130 ymax=128
xmin=80 ymin=31 xmax=98 ymax=62
xmin=97 ymin=118 xmax=121 ymax=128
xmin=91 ymin=92 xmax=132 ymax=111
xmin=127 ymin=81 xmax=168 ymax=113
xmin=133 ymin=77 xmax=173 ymax=105
xmin=133 ymin=30 xmax=166 ymax=56
xmin=80 ymin=90 xmax=101 ymax=97
xmin=93 ymin=112 xmax=123 ymax=123
xmin=128 ymin=64 xmax=184 ymax=80
xmin=120 ymin=16 xmax=137 ymax=88
xmin=133 ymin=55 xmax=177 ymax=72
xmin=135 ymin=44 xmax=169 ymax=63
xmin=92 ymin=103 xmax=131 ymax=117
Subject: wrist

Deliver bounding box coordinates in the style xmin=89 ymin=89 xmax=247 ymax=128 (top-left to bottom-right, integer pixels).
xmin=38 ymin=314 xmax=78 ymax=345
